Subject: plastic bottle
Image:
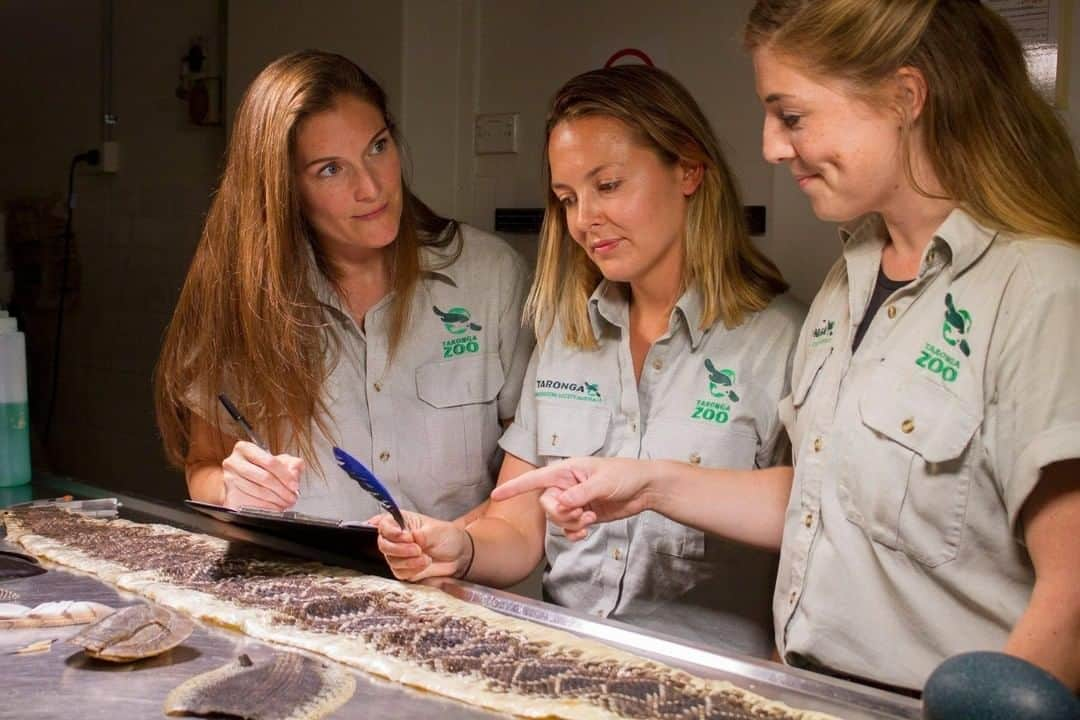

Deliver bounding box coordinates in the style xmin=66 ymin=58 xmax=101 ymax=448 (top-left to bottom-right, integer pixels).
xmin=0 ymin=311 xmax=31 ymax=486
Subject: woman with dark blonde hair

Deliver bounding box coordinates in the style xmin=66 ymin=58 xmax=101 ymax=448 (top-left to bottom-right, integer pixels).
xmin=155 ymin=50 xmax=533 ymax=521
xmin=493 ymin=0 xmax=1080 ymax=695
xmin=373 ymin=65 xmax=802 ymax=658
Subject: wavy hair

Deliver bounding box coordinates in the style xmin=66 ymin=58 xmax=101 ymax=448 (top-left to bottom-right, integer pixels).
xmin=155 ymin=50 xmax=455 ymax=471
xmin=744 ymin=0 xmax=1080 ymax=244
xmin=526 ymin=65 xmax=788 ymax=348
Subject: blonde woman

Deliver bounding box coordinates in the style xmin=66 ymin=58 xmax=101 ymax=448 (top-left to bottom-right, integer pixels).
xmin=156 ymin=51 xmax=533 ymax=522
xmin=374 ymin=65 xmax=802 ymax=658
xmin=494 ymin=0 xmax=1080 ymax=694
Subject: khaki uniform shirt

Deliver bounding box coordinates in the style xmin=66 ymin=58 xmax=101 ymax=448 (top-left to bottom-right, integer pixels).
xmin=501 ymin=281 xmax=803 ymax=657
xmin=776 ymin=209 xmax=1080 ymax=689
xmin=217 ymin=225 xmax=533 ymax=521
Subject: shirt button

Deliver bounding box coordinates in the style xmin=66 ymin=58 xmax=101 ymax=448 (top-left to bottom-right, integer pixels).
xmin=630 ymin=421 xmax=638 ymax=433
xmin=813 ymin=437 xmax=823 ymax=452
xmin=373 ymin=382 xmax=382 ymax=392
xmin=551 ymin=434 xmax=558 ymax=446
xmin=652 ymin=358 xmax=663 ymax=371
xmin=689 ymin=452 xmax=701 ymax=465
xmin=901 ymin=418 xmax=915 ymax=434
xmin=886 ymin=305 xmax=897 ymax=319
xmin=803 ymin=512 xmax=813 ymax=528
xmin=379 ymin=451 xmax=390 ymax=462
xmin=612 ymin=548 xmax=622 ymax=561
xmin=789 ymin=590 xmax=797 ymax=605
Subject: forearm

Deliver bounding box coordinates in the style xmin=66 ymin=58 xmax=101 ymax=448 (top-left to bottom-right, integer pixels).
xmin=462 ymin=514 xmax=546 ymax=588
xmin=647 ymin=462 xmax=793 ymax=551
xmin=1007 ymin=459 xmax=1080 ymax=690
xmin=1003 ymin=580 xmax=1080 ymax=690
xmin=186 ymin=461 xmax=225 ymax=505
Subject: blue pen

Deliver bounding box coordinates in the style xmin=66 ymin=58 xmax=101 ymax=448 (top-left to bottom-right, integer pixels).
xmin=332 ymin=446 xmax=406 ymax=530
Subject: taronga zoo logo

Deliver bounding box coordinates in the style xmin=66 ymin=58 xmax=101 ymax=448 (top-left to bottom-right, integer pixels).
xmin=433 ymin=305 xmax=482 ymax=335
xmin=704 ymin=359 xmax=739 ymax=403
xmin=810 ymin=319 xmax=836 ymax=347
xmin=941 ymin=293 xmax=972 ymax=357
xmin=535 ymin=378 xmax=602 ymax=402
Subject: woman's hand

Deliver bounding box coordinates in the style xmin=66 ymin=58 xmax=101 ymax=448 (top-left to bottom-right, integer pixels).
xmin=490 ymin=457 xmax=659 ymax=541
xmin=371 ymin=511 xmax=473 ymax=582
xmin=220 ymin=441 xmax=302 ymax=510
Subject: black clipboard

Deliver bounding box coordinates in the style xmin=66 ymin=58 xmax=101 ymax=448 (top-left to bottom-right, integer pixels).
xmin=185 ymin=500 xmax=386 ymax=567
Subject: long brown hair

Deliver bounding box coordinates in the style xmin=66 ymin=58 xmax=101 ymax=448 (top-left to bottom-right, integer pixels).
xmin=155 ymin=50 xmax=455 ymax=470
xmin=527 ymin=65 xmax=788 ymax=349
xmin=744 ymin=0 xmax=1080 ymax=245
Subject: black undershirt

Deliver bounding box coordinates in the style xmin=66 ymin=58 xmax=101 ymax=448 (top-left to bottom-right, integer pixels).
xmin=852 ymin=265 xmax=912 ymax=352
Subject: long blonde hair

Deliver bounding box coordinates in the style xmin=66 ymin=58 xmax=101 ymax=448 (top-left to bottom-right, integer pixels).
xmin=744 ymin=0 xmax=1080 ymax=245
xmin=527 ymin=65 xmax=788 ymax=349
xmin=155 ymin=50 xmax=456 ymax=469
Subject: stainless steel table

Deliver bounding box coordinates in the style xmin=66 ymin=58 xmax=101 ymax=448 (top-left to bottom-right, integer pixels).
xmin=0 ymin=476 xmax=921 ymax=719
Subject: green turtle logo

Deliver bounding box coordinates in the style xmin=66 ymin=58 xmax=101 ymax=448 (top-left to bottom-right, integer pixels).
xmin=942 ymin=294 xmax=972 ymax=357
xmin=704 ymin=359 xmax=739 ymax=402
xmin=434 ymin=305 xmax=482 ymax=335
xmin=584 ymin=382 xmax=601 ymax=399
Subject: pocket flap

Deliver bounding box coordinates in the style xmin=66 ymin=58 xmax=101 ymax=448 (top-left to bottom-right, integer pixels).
xmin=536 ymin=402 xmax=610 ymax=457
xmin=859 ymin=364 xmax=981 ymax=463
xmin=416 ymin=353 xmax=504 ymax=409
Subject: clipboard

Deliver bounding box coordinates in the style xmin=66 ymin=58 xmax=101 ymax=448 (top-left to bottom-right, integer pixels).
xmin=185 ymin=500 xmax=386 ymax=566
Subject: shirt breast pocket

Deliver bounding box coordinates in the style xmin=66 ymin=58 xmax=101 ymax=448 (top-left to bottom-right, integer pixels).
xmin=535 ymin=402 xmax=611 ymax=458
xmin=779 ymin=346 xmax=833 ymax=459
xmin=640 ymin=419 xmax=757 ymax=571
xmin=844 ymin=363 xmax=982 ymax=567
xmin=416 ymin=353 xmax=504 ymax=485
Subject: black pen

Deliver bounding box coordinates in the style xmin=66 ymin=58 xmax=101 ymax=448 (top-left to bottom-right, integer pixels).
xmin=217 ymin=393 xmax=268 ymax=450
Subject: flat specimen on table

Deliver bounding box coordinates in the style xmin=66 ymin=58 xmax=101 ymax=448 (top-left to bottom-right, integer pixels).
xmin=3 ymin=507 xmax=837 ymax=720
xmin=164 ymin=652 xmax=356 ymax=720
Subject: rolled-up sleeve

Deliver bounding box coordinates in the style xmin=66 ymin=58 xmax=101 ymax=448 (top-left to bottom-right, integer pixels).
xmin=498 ymin=346 xmax=541 ymax=465
xmin=497 ymin=252 xmax=535 ymax=422
xmin=994 ymin=268 xmax=1080 ymax=532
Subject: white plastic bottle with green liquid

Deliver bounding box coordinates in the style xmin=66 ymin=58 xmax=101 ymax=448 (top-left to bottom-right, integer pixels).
xmin=0 ymin=311 xmax=30 ymax=486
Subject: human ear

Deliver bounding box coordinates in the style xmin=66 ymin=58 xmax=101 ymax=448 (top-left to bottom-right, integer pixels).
xmin=678 ymin=161 xmax=704 ymax=196
xmin=895 ymin=66 xmax=928 ymax=124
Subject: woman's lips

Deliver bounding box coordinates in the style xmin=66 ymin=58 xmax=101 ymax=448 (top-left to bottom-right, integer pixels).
xmin=591 ymin=238 xmax=621 ymax=254
xmin=353 ymin=203 xmax=388 ymax=220
xmin=795 ymin=173 xmax=820 ymax=189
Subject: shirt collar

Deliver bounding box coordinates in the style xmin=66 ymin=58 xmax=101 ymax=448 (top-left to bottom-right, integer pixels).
xmin=304 ymin=235 xmax=460 ymax=318
xmin=838 ymin=208 xmax=996 ymax=279
xmin=931 ymin=208 xmax=997 ymax=277
xmin=586 ymin=280 xmax=708 ymax=350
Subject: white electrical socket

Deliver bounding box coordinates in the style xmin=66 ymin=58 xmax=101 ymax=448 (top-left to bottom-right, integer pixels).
xmin=474 ymin=113 xmax=518 ymax=155
xmin=102 ymin=141 xmax=120 ymax=173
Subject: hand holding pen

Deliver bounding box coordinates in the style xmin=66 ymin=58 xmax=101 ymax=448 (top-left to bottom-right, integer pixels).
xmin=217 ymin=394 xmax=303 ymax=511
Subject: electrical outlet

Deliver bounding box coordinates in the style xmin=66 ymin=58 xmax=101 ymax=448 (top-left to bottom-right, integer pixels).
xmin=102 ymin=141 xmax=120 ymax=173
xmin=474 ymin=113 xmax=518 ymax=155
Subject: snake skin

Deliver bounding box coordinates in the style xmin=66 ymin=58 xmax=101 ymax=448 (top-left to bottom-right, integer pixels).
xmin=4 ymin=508 xmax=816 ymax=720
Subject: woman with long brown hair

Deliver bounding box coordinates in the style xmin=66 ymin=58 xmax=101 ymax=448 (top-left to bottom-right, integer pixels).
xmin=372 ymin=65 xmax=802 ymax=658
xmin=493 ymin=0 xmax=1080 ymax=695
xmin=155 ymin=50 xmax=532 ymax=521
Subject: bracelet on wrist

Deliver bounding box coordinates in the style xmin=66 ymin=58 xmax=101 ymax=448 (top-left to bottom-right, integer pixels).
xmin=457 ymin=528 xmax=476 ymax=580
